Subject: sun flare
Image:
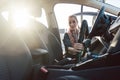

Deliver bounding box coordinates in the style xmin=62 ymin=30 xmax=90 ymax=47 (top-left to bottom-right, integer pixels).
xmin=12 ymin=8 xmax=30 ymax=28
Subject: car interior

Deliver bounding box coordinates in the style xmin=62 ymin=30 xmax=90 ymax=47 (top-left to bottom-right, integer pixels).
xmin=0 ymin=0 xmax=120 ymax=80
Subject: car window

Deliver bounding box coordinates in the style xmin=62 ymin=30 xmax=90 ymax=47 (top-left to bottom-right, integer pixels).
xmin=82 ymin=6 xmax=98 ymax=31
xmin=36 ymin=8 xmax=48 ymax=28
xmin=54 ymin=3 xmax=98 ymax=53
xmin=54 ymin=3 xmax=81 ymax=53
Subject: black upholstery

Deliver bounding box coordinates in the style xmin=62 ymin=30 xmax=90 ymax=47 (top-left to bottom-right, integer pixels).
xmin=53 ymin=75 xmax=88 ymax=80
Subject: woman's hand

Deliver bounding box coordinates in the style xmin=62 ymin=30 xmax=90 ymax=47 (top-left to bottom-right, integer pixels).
xmin=73 ymin=43 xmax=84 ymax=50
xmin=68 ymin=43 xmax=84 ymax=55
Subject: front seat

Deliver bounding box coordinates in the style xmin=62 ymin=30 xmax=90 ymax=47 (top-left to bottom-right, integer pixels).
xmin=0 ymin=15 xmax=33 ymax=80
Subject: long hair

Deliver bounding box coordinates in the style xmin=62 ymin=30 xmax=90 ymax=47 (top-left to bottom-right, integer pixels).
xmin=68 ymin=15 xmax=78 ymax=23
xmin=67 ymin=15 xmax=79 ymax=32
xmin=67 ymin=15 xmax=79 ymax=46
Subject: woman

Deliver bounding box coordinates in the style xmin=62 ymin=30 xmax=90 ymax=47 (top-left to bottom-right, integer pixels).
xmin=63 ymin=15 xmax=85 ymax=63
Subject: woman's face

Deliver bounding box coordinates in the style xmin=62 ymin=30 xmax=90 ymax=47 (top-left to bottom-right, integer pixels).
xmin=69 ymin=17 xmax=78 ymax=31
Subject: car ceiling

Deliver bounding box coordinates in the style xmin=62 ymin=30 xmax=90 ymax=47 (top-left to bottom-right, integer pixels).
xmin=0 ymin=0 xmax=120 ymax=15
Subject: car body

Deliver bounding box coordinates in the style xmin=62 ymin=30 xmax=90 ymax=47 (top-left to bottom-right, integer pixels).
xmin=0 ymin=0 xmax=120 ymax=80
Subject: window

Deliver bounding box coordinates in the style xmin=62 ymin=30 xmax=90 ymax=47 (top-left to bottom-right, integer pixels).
xmin=54 ymin=3 xmax=99 ymax=53
xmin=54 ymin=3 xmax=81 ymax=30
xmin=82 ymin=6 xmax=98 ymax=31
xmin=36 ymin=8 xmax=48 ymax=27
xmin=54 ymin=3 xmax=81 ymax=53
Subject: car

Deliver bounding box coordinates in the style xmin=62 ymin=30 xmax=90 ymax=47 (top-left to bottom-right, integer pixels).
xmin=0 ymin=0 xmax=120 ymax=80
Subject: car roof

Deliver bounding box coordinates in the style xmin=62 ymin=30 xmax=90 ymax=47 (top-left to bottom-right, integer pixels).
xmin=0 ymin=0 xmax=120 ymax=15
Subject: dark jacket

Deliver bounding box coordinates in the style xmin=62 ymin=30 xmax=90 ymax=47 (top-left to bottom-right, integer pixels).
xmin=63 ymin=33 xmax=77 ymax=58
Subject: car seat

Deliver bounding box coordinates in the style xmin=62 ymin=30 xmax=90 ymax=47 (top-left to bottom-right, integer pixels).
xmin=0 ymin=14 xmax=33 ymax=80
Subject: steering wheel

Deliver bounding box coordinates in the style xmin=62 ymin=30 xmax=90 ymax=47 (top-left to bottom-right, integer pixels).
xmin=89 ymin=6 xmax=108 ymax=39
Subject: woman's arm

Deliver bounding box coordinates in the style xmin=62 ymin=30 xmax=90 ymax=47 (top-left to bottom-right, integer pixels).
xmin=63 ymin=33 xmax=72 ymax=47
xmin=63 ymin=33 xmax=84 ymax=55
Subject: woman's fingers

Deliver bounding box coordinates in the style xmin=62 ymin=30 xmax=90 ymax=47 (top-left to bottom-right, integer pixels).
xmin=73 ymin=43 xmax=84 ymax=50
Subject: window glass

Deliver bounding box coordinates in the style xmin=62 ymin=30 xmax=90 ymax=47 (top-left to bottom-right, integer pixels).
xmin=83 ymin=6 xmax=98 ymax=12
xmin=54 ymin=4 xmax=100 ymax=53
xmin=54 ymin=3 xmax=81 ymax=53
xmin=83 ymin=6 xmax=98 ymax=31
xmin=54 ymin=3 xmax=81 ymax=30
xmin=36 ymin=8 xmax=48 ymax=27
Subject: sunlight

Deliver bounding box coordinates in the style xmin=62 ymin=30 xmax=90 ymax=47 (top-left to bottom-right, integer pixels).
xmin=1 ymin=11 xmax=8 ymax=21
xmin=12 ymin=8 xmax=30 ymax=28
xmin=1 ymin=5 xmax=48 ymax=31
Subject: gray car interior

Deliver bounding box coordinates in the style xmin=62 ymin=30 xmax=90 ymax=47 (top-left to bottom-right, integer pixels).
xmin=0 ymin=4 xmax=120 ymax=80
